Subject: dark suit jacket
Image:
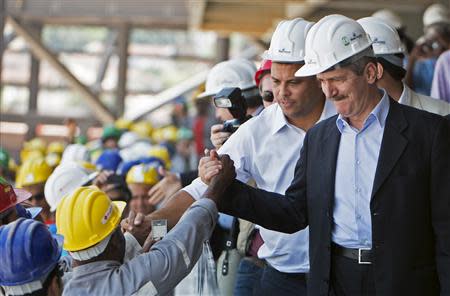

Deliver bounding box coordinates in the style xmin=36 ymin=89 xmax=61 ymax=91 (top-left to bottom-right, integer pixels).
xmin=220 ymin=99 xmax=450 ymax=296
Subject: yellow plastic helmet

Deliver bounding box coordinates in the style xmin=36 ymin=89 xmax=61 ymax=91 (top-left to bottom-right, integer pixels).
xmin=115 ymin=118 xmax=133 ymax=131
xmin=16 ymin=158 xmax=53 ymax=188
xmin=151 ymin=128 xmax=164 ymax=144
xmin=56 ymin=186 xmax=126 ymax=251
xmin=126 ymin=164 xmax=160 ymax=185
xmin=46 ymin=141 xmax=66 ymax=155
xmin=20 ymin=149 xmax=45 ymax=163
xmin=147 ymin=146 xmax=171 ymax=169
xmin=162 ymin=125 xmax=178 ymax=143
xmin=23 ymin=138 xmax=47 ymax=153
xmin=130 ymin=121 xmax=153 ymax=139
xmin=45 ymin=153 xmax=61 ymax=168
xmin=77 ymin=161 xmax=97 ymax=172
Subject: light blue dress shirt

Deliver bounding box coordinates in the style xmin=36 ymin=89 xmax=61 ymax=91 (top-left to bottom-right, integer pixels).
xmin=332 ymin=92 xmax=390 ymax=249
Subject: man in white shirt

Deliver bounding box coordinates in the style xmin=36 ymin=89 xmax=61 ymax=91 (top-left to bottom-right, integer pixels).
xmin=124 ymin=18 xmax=336 ymax=295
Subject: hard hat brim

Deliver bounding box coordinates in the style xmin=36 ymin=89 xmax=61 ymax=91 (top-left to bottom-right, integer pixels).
xmin=1 ymin=189 xmax=34 ymax=214
xmin=295 ymin=63 xmax=326 ymax=77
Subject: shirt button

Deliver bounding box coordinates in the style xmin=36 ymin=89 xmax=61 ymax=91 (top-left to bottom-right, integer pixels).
xmin=356 ymin=188 xmax=361 ymax=193
xmin=356 ymin=160 xmax=361 ymax=165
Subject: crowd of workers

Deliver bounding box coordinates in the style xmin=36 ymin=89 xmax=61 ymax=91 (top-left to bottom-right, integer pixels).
xmin=0 ymin=3 xmax=450 ymax=296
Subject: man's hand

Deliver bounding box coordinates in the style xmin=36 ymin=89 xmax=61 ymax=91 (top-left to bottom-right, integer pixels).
xmin=121 ymin=210 xmax=152 ymax=246
xmin=147 ymin=167 xmax=182 ymax=206
xmin=204 ymin=154 xmax=236 ymax=205
xmin=198 ymin=150 xmax=222 ymax=185
xmin=93 ymin=170 xmax=114 ymax=189
xmin=210 ymin=124 xmax=231 ymax=149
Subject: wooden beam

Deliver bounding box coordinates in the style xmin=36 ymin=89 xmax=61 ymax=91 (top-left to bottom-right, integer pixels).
xmin=116 ymin=23 xmax=129 ymax=117
xmin=7 ymin=16 xmax=115 ymax=124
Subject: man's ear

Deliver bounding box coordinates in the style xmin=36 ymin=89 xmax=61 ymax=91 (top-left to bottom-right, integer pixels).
xmin=365 ymin=61 xmax=379 ymax=84
xmin=376 ymin=63 xmax=384 ymax=80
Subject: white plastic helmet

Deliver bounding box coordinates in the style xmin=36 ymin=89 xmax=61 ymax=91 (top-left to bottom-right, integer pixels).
xmin=423 ymin=4 xmax=450 ymax=28
xmin=119 ymin=140 xmax=153 ymax=162
xmin=118 ymin=131 xmax=140 ymax=149
xmin=372 ymin=9 xmax=403 ymax=29
xmin=358 ymin=17 xmax=405 ymax=55
xmin=262 ymin=18 xmax=315 ymax=63
xmin=44 ymin=162 xmax=94 ymax=212
xmin=198 ymin=59 xmax=257 ymax=98
xmin=296 ymin=15 xmax=373 ymax=77
xmin=61 ymin=144 xmax=90 ymax=164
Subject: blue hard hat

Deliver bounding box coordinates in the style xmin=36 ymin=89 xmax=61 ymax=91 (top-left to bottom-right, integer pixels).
xmin=0 ymin=218 xmax=62 ymax=286
xmin=95 ymin=149 xmax=123 ymax=172
xmin=116 ymin=157 xmax=164 ymax=176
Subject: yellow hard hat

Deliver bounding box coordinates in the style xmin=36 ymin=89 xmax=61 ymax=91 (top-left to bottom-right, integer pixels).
xmin=47 ymin=141 xmax=66 ymax=155
xmin=126 ymin=164 xmax=160 ymax=185
xmin=130 ymin=121 xmax=153 ymax=138
xmin=77 ymin=161 xmax=97 ymax=172
xmin=147 ymin=146 xmax=171 ymax=169
xmin=162 ymin=125 xmax=178 ymax=143
xmin=115 ymin=118 xmax=133 ymax=130
xmin=45 ymin=153 xmax=61 ymax=168
xmin=20 ymin=149 xmax=45 ymax=163
xmin=56 ymin=186 xmax=126 ymax=251
xmin=23 ymin=138 xmax=46 ymax=153
xmin=16 ymin=158 xmax=53 ymax=188
xmin=151 ymin=128 xmax=164 ymax=143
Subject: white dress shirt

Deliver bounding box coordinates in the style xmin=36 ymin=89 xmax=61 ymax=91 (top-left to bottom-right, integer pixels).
xmin=183 ymin=100 xmax=336 ymax=273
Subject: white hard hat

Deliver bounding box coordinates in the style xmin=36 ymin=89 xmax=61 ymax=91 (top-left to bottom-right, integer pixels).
xmin=296 ymin=15 xmax=373 ymax=77
xmin=44 ymin=162 xmax=93 ymax=212
xmin=423 ymin=4 xmax=450 ymax=28
xmin=372 ymin=9 xmax=403 ymax=29
xmin=119 ymin=140 xmax=152 ymax=162
xmin=262 ymin=18 xmax=314 ymax=63
xmin=199 ymin=59 xmax=256 ymax=98
xmin=118 ymin=131 xmax=140 ymax=149
xmin=358 ymin=17 xmax=405 ymax=56
xmin=61 ymin=144 xmax=90 ymax=164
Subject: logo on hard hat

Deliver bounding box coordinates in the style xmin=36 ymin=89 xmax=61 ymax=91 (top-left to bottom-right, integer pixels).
xmin=372 ymin=37 xmax=386 ymax=45
xmin=278 ymin=48 xmax=292 ymax=54
xmin=101 ymin=204 xmax=113 ymax=224
xmin=342 ymin=37 xmax=350 ymax=46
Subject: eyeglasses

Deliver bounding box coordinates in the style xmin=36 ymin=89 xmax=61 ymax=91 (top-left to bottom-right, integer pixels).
xmin=262 ymin=91 xmax=274 ymax=102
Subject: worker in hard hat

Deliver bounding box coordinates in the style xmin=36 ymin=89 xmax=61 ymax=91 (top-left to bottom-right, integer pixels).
xmin=95 ymin=149 xmax=123 ymax=172
xmin=405 ymin=4 xmax=450 ymax=96
xmin=126 ymin=164 xmax=159 ymax=215
xmin=205 ymin=14 xmax=450 ymax=295
xmin=16 ymin=158 xmax=54 ymax=224
xmin=0 ymin=148 xmax=13 ymax=183
xmin=45 ymin=141 xmax=66 ymax=169
xmin=101 ymin=125 xmax=122 ymax=149
xmin=58 ymin=186 xmax=218 ymax=295
xmin=358 ymin=16 xmax=450 ymax=115
xmin=0 ymin=218 xmax=63 ymax=296
xmin=144 ymin=18 xmax=336 ymax=296
xmin=0 ymin=176 xmax=42 ymax=227
xmin=255 ymin=59 xmax=275 ymax=108
xmin=372 ymin=9 xmax=414 ymax=53
xmin=147 ymin=145 xmax=172 ymax=170
xmin=130 ymin=121 xmax=153 ymax=139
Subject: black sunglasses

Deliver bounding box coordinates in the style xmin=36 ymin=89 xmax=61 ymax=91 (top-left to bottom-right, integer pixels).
xmin=262 ymin=91 xmax=274 ymax=102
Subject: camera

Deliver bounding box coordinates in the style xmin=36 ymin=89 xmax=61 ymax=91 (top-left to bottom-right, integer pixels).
xmin=213 ymin=87 xmax=249 ymax=134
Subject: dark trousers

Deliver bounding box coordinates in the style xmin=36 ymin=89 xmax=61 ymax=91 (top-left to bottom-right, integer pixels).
xmin=234 ymin=257 xmax=264 ymax=296
xmin=253 ymin=264 xmax=307 ymax=296
xmin=330 ymin=254 xmax=376 ymax=296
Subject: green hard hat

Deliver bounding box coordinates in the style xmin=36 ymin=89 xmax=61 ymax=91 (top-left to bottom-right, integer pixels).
xmin=101 ymin=125 xmax=122 ymax=141
xmin=0 ymin=148 xmax=10 ymax=170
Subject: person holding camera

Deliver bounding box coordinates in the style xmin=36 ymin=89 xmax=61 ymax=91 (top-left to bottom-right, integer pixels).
xmin=125 ymin=18 xmax=336 ymax=296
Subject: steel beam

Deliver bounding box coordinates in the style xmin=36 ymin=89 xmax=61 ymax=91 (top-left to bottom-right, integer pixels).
xmin=116 ymin=23 xmax=129 ymax=117
xmin=7 ymin=16 xmax=115 ymax=124
xmin=92 ymin=29 xmax=118 ymax=93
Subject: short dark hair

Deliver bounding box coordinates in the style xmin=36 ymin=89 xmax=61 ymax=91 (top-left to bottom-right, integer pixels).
xmin=377 ymin=56 xmax=406 ymax=81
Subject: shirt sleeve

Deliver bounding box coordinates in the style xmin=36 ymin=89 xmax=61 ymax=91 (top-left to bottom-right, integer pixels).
xmin=182 ymin=123 xmax=253 ymax=200
xmin=117 ymin=199 xmax=218 ymax=295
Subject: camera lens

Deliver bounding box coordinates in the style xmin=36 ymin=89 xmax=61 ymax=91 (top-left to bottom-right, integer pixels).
xmin=262 ymin=91 xmax=274 ymax=102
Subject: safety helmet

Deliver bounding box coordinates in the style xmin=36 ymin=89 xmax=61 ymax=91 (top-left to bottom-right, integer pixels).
xmin=45 ymin=153 xmax=62 ymax=168
xmin=255 ymin=60 xmax=272 ymax=87
xmin=198 ymin=59 xmax=257 ymax=98
xmin=0 ymin=218 xmax=62 ymax=292
xmin=101 ymin=125 xmax=122 ymax=142
xmin=95 ymin=149 xmax=123 ymax=171
xmin=130 ymin=121 xmax=153 ymax=138
xmin=119 ymin=140 xmax=153 ymax=163
xmin=20 ymin=150 xmax=45 ymax=164
xmin=74 ymin=135 xmax=87 ymax=145
xmin=147 ymin=146 xmax=171 ymax=169
xmin=44 ymin=162 xmax=94 ymax=212
xmin=0 ymin=148 xmax=10 ymax=170
xmin=372 ymin=9 xmax=403 ymax=29
xmin=16 ymin=158 xmax=53 ymax=188
xmin=46 ymin=141 xmax=65 ymax=155
xmin=61 ymin=144 xmax=90 ymax=164
xmin=56 ymin=186 xmax=126 ymax=252
xmin=116 ymin=157 xmax=164 ymax=176
xmin=358 ymin=17 xmax=405 ymax=57
xmin=0 ymin=176 xmax=32 ymax=214
xmin=151 ymin=128 xmax=164 ymax=143
xmin=126 ymin=163 xmax=160 ymax=185
xmin=23 ymin=138 xmax=46 ymax=154
xmin=296 ymin=15 xmax=374 ymax=77
xmin=114 ymin=117 xmax=133 ymax=131
xmin=423 ymin=4 xmax=450 ymax=28
xmin=118 ymin=131 xmax=141 ymax=149
xmin=262 ymin=18 xmax=314 ymax=63
xmin=161 ymin=125 xmax=178 ymax=143
xmin=177 ymin=127 xmax=193 ymax=141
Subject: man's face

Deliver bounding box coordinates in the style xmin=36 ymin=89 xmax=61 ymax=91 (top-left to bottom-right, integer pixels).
xmin=128 ymin=183 xmax=155 ymax=215
xmin=260 ymin=73 xmax=274 ymax=108
xmin=215 ymin=105 xmax=234 ymax=122
xmin=317 ymin=66 xmax=372 ymax=119
xmin=271 ymin=62 xmax=323 ymax=121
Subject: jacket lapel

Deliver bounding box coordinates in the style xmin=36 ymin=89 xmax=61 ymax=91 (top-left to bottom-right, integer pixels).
xmin=371 ymin=99 xmax=408 ymax=200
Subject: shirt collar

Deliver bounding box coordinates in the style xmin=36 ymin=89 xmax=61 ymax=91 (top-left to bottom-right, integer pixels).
xmin=252 ymin=105 xmax=264 ymax=116
xmin=398 ymin=83 xmax=411 ymax=105
xmin=336 ymin=90 xmax=390 ymax=133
